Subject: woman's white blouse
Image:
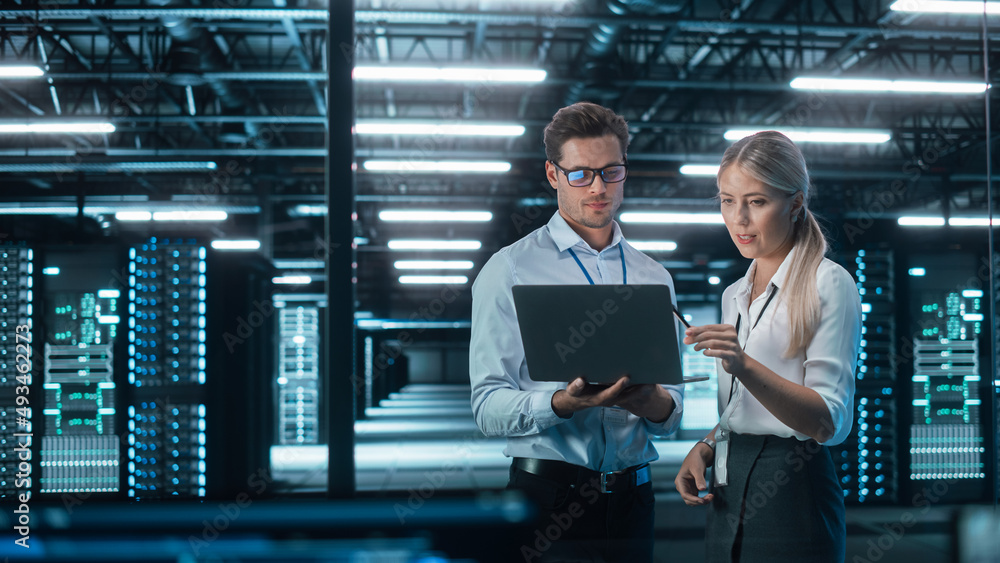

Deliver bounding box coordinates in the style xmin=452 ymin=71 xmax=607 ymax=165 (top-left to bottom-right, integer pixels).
xmin=717 ymin=247 xmax=863 ymax=446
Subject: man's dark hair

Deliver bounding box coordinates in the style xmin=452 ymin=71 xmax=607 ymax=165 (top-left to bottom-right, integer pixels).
xmin=543 ymin=102 xmax=630 ymax=164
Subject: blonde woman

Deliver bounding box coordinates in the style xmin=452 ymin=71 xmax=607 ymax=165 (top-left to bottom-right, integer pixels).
xmin=675 ymin=131 xmax=862 ymax=562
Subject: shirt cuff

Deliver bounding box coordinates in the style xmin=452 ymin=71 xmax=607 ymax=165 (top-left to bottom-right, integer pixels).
xmin=644 ymin=387 xmax=683 ymax=436
xmin=530 ymin=389 xmax=568 ymax=431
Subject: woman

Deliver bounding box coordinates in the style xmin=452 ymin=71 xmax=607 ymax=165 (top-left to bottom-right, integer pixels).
xmin=674 ymin=131 xmax=862 ymax=562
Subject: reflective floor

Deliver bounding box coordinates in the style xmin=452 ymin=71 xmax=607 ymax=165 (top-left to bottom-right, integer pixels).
xmin=269 ymin=384 xmax=961 ymax=562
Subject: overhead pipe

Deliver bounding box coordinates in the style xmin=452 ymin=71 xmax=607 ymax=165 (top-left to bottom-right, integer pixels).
xmin=564 ymin=0 xmax=683 ymax=105
xmin=149 ymin=0 xmax=265 ymax=145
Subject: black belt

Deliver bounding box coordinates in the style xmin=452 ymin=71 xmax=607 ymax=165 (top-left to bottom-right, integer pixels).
xmin=512 ymin=457 xmax=651 ymax=494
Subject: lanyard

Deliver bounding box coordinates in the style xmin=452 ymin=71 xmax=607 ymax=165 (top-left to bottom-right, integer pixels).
xmin=567 ymin=243 xmax=627 ymax=285
xmin=727 ymin=284 xmax=778 ymax=405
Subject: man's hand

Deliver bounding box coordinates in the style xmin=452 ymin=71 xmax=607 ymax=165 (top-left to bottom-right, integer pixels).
xmin=551 ymin=377 xmax=629 ymax=418
xmin=551 ymin=378 xmax=675 ymax=422
xmin=614 ymin=384 xmax=675 ymax=422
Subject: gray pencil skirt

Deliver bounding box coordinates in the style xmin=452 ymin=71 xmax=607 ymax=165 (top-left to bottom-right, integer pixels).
xmin=705 ymin=433 xmax=846 ymax=563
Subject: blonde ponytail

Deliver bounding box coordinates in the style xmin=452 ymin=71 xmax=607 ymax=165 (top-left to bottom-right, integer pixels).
xmin=782 ymin=209 xmax=826 ymax=357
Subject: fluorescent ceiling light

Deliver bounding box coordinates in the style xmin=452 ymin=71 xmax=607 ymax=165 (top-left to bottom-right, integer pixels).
xmin=0 ymin=122 xmax=116 ymax=134
xmin=897 ymin=216 xmax=945 ymax=226
xmin=211 ymin=240 xmax=261 ymax=251
xmin=790 ymin=77 xmax=987 ymax=94
xmin=353 ymin=66 xmax=547 ymax=83
xmin=42 ymin=267 xmax=60 ymax=275
xmin=679 ymin=164 xmax=720 ymax=176
xmin=394 ymin=260 xmax=475 ymax=270
xmin=0 ymin=206 xmax=77 ymax=215
xmin=949 ymin=217 xmax=998 ymax=227
xmin=963 ymin=313 xmax=985 ymax=322
xmin=98 ymin=315 xmax=120 ymax=325
xmin=399 ymin=275 xmax=470 ymax=285
xmin=273 ymin=259 xmax=325 ymax=269
xmin=153 ymin=211 xmax=228 ymax=221
xmin=356 ymin=121 xmax=525 ymax=137
xmin=889 ymin=1 xmax=1000 ymax=14
xmin=363 ymin=160 xmax=511 ymax=173
xmin=116 ymin=211 xmax=152 ymax=221
xmin=908 ymin=268 xmax=926 ymax=276
xmin=963 ymin=290 xmax=984 ymax=298
xmin=387 ymin=240 xmax=482 ymax=250
xmin=378 ymin=210 xmax=493 ymax=222
xmin=629 ymin=241 xmax=678 ymax=251
xmin=0 ymin=65 xmax=44 ymax=78
xmin=273 ymin=275 xmax=313 ymax=285
xmin=0 ymin=161 xmax=217 ymax=173
xmin=289 ymin=205 xmax=327 ymax=216
xmin=98 ymin=289 xmax=121 ymax=298
xmin=619 ymin=212 xmax=725 ymax=224
xmin=724 ymin=128 xmax=891 ymax=144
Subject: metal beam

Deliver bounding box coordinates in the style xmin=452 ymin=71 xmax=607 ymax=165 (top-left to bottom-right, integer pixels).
xmin=4 ymin=10 xmax=997 ymax=41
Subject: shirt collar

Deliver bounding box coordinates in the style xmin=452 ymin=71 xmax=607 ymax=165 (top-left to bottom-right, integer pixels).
xmin=547 ymin=210 xmax=623 ymax=253
xmin=734 ymin=245 xmax=799 ymax=302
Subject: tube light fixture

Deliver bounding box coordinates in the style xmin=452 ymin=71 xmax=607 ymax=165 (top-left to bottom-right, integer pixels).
xmin=889 ymin=1 xmax=1000 ymax=14
xmin=273 ymin=275 xmax=313 ymax=285
xmin=724 ymin=128 xmax=892 ymax=144
xmin=353 ymin=66 xmax=547 ymax=83
xmin=628 ymin=241 xmax=678 ymax=252
xmin=0 ymin=161 xmax=217 ymax=173
xmin=897 ymin=216 xmax=945 ymax=226
xmin=378 ymin=210 xmax=493 ymax=222
xmin=363 ymin=160 xmax=511 ymax=173
xmin=210 ymin=240 xmax=261 ymax=251
xmin=116 ymin=211 xmax=153 ymax=221
xmin=273 ymin=259 xmax=325 ymax=269
xmin=399 ymin=275 xmax=470 ymax=285
xmin=908 ymin=268 xmax=926 ymax=276
xmin=679 ymin=164 xmax=720 ymax=176
xmin=356 ymin=121 xmax=525 ymax=137
xmin=949 ymin=217 xmax=998 ymax=227
xmin=0 ymin=122 xmax=116 ymax=134
xmin=790 ymin=77 xmax=987 ymax=94
xmin=387 ymin=240 xmax=482 ymax=251
xmin=42 ymin=267 xmax=60 ymax=275
xmin=153 ymin=211 xmax=228 ymax=221
xmin=619 ymin=212 xmax=725 ymax=224
xmin=394 ymin=260 xmax=475 ymax=270
xmin=98 ymin=289 xmax=121 ymax=299
xmin=0 ymin=65 xmax=44 ymax=78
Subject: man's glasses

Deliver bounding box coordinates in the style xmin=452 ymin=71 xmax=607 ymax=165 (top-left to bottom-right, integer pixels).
xmin=550 ymin=159 xmax=629 ymax=188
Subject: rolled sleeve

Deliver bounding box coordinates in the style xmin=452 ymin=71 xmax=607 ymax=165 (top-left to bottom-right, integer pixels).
xmin=469 ymin=252 xmax=570 ymax=437
xmin=803 ymin=266 xmax=862 ymax=446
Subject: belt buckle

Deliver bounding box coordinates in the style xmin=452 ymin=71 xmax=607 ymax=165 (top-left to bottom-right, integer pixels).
xmin=600 ymin=471 xmax=619 ymax=494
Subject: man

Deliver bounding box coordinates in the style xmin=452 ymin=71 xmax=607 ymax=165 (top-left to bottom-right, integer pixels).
xmin=469 ymin=102 xmax=684 ymax=562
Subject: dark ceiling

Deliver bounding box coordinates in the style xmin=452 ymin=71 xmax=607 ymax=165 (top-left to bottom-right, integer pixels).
xmin=0 ymin=0 xmax=996 ymax=319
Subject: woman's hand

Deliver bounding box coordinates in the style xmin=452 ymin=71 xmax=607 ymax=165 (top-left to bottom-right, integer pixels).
xmin=683 ymin=324 xmax=746 ymax=375
xmin=674 ymin=441 xmax=715 ymax=506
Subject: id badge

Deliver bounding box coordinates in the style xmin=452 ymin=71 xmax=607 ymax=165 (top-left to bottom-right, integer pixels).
xmin=714 ymin=430 xmax=730 ymax=487
xmin=604 ymin=407 xmax=628 ymax=425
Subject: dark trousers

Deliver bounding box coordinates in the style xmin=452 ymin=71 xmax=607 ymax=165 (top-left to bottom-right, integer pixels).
xmin=507 ymin=463 xmax=655 ymax=563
